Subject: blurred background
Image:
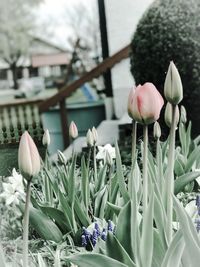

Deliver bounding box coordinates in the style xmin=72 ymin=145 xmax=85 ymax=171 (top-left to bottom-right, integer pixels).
xmin=2 ymin=0 xmax=199 ymax=175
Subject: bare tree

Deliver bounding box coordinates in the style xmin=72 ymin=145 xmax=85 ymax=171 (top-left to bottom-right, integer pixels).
xmin=0 ymin=0 xmax=42 ymax=89
xmin=63 ymin=2 xmax=101 ymax=77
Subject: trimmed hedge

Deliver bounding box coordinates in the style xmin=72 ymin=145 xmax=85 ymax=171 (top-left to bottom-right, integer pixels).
xmin=130 ymin=0 xmax=200 ymax=135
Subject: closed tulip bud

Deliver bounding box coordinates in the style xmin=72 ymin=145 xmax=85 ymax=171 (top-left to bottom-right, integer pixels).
xmin=164 ymin=61 xmax=183 ymax=105
xmin=153 ymin=121 xmax=161 ymax=139
xmin=165 ymin=102 xmax=180 ymax=128
xmin=180 ymin=105 xmax=187 ymax=124
xmin=86 ymin=129 xmax=94 ymax=147
xmin=42 ymin=129 xmax=50 ymax=147
xmin=57 ymin=150 xmax=67 ymax=165
xmin=69 ymin=121 xmax=78 ymax=139
xmin=128 ymin=86 xmax=136 ymax=119
xmin=128 ymin=83 xmax=164 ymax=125
xmin=92 ymin=127 xmax=98 ymax=144
xmin=105 ymin=150 xmax=112 ymax=166
xmin=18 ymin=131 xmax=40 ymax=181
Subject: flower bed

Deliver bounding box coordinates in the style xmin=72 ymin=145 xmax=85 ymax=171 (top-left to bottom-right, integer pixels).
xmin=1 ymin=62 xmax=200 ymax=266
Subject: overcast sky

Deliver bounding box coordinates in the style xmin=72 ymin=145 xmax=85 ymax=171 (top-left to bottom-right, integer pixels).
xmin=37 ymin=0 xmax=95 ymax=47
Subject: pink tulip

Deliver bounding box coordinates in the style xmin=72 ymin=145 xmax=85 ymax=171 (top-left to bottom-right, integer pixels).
xmin=128 ymin=83 xmax=164 ymax=125
xmin=69 ymin=121 xmax=78 ymax=139
xmin=18 ymin=131 xmax=41 ymax=180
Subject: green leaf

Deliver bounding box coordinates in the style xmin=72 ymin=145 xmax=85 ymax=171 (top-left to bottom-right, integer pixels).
xmin=94 ymin=185 xmax=108 ymax=219
xmin=152 ymin=229 xmax=166 ymax=267
xmin=37 ymin=253 xmax=47 ymax=267
xmin=58 ymin=190 xmax=73 ymax=231
xmin=173 ymin=196 xmax=200 ymax=265
xmin=39 ymin=206 xmax=70 ymax=233
xmin=95 ymin=164 xmax=108 ymax=192
xmin=0 ymin=243 xmax=6 ymax=267
xmin=54 ymin=249 xmax=61 ymax=267
xmin=106 ymin=232 xmax=136 ymax=267
xmin=161 ymin=230 xmax=184 ymax=267
xmin=81 ymin=156 xmax=89 ymax=210
xmin=115 ymin=142 xmax=130 ymax=203
xmin=68 ymin=154 xmax=77 ymax=205
xmin=140 ymin=190 xmax=154 ymax=267
xmin=154 ymin=193 xmax=167 ymax=250
xmin=29 ymin=206 xmax=62 ymax=242
xmin=174 ymin=158 xmax=185 ymax=177
xmin=179 ymin=122 xmax=187 ymax=157
xmin=74 ymin=196 xmax=91 ymax=226
xmin=185 ymin=146 xmax=200 ymax=172
xmin=115 ymin=201 xmax=134 ymax=260
xmin=106 ymin=202 xmax=121 ymax=216
xmin=174 ymin=171 xmax=200 ymax=195
xmin=67 ymin=253 xmax=127 ymax=267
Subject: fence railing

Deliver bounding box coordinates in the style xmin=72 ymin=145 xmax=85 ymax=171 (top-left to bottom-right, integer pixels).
xmin=0 ymin=99 xmax=43 ymax=145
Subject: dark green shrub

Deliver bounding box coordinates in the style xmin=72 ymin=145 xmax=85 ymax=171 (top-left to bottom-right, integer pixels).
xmin=130 ymin=0 xmax=200 ymax=135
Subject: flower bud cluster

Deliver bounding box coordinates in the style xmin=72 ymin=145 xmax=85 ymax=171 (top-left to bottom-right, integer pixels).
xmin=86 ymin=127 xmax=98 ymax=147
xmin=81 ymin=220 xmax=115 ymax=247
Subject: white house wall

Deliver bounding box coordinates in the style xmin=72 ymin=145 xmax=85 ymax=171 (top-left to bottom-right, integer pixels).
xmin=104 ymin=0 xmax=153 ymax=118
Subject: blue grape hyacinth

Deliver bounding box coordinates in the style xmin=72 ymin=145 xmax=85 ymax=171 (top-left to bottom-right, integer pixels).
xmin=81 ymin=220 xmax=115 ymax=248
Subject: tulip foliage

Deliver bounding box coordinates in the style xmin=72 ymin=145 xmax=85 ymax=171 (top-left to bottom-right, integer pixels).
xmin=2 ymin=62 xmax=200 ymax=267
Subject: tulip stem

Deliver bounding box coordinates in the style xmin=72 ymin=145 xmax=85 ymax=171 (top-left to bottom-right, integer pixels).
xmin=166 ymin=104 xmax=177 ymax=243
xmin=22 ymin=180 xmax=31 ymax=267
xmin=143 ymin=125 xmax=148 ymax=213
xmin=131 ymin=120 xmax=137 ymax=167
xmin=156 ymin=138 xmax=163 ymax=192
xmin=93 ymin=144 xmax=97 ymax=182
xmin=87 ymin=147 xmax=92 ymax=172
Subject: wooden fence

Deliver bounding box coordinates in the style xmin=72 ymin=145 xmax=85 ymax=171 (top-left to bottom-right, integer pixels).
xmin=0 ymin=99 xmax=43 ymax=145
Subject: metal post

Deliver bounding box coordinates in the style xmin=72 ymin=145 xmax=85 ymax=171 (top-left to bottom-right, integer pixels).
xmin=98 ymin=0 xmax=113 ymax=97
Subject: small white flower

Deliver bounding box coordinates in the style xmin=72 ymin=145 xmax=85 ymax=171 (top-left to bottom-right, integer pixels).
xmin=0 ymin=168 xmax=25 ymax=205
xmin=96 ymin=144 xmax=116 ymax=161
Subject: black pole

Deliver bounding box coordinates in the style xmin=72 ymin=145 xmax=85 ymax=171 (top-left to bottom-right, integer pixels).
xmin=98 ymin=0 xmax=113 ymax=97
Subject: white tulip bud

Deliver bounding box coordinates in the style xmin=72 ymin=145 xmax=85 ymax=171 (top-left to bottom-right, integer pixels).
xmin=42 ymin=129 xmax=50 ymax=147
xmin=164 ymin=102 xmax=179 ymax=128
xmin=69 ymin=121 xmax=78 ymax=139
xmin=164 ymin=61 xmax=183 ymax=105
xmin=86 ymin=129 xmax=94 ymax=147
xmin=180 ymin=105 xmax=187 ymax=124
xmin=92 ymin=127 xmax=98 ymax=144
xmin=18 ymin=131 xmax=41 ymax=181
xmin=153 ymin=122 xmax=161 ymax=139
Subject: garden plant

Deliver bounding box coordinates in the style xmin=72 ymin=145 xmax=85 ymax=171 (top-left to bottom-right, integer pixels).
xmin=1 ymin=61 xmax=200 ymax=266
xmin=130 ymin=0 xmax=200 ymax=135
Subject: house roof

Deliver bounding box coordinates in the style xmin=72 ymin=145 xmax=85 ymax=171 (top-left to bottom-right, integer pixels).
xmin=31 ymin=52 xmax=69 ymax=67
xmin=32 ymin=36 xmax=68 ymax=53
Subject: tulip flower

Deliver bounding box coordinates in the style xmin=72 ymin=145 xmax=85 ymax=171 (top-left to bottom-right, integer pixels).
xmin=18 ymin=131 xmax=41 ymax=267
xmin=42 ymin=129 xmax=50 ymax=147
xmin=92 ymin=127 xmax=98 ymax=144
xmin=128 ymin=87 xmax=138 ymax=164
xmin=18 ymin=131 xmax=40 ymax=181
xmin=164 ymin=61 xmax=183 ymax=105
xmin=128 ymin=83 xmax=164 ymax=125
xmin=153 ymin=121 xmax=161 ymax=139
xmin=180 ymin=105 xmax=187 ymax=124
xmin=69 ymin=121 xmax=78 ymax=139
xmin=86 ymin=129 xmax=94 ymax=147
xmin=164 ymin=102 xmax=179 ymax=128
xmin=128 ymin=86 xmax=136 ymax=118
